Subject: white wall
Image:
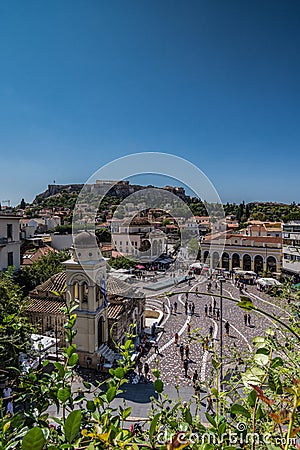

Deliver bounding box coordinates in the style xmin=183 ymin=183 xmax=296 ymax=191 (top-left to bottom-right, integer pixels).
xmin=0 ymin=217 xmax=21 ymax=270
xmin=51 ymin=234 xmax=73 ymax=250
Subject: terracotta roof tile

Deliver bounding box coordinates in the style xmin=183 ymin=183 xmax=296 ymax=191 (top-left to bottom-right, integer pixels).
xmin=26 ymin=298 xmax=65 ymax=315
xmin=107 ymin=303 xmax=124 ymax=319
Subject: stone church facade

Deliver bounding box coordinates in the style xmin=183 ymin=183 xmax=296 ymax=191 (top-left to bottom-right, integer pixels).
xmin=26 ymin=231 xmax=145 ymax=369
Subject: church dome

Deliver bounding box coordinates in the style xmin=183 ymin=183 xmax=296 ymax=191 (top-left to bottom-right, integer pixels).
xmin=74 ymin=231 xmax=98 ymax=248
xmin=73 ymin=231 xmax=102 ymax=263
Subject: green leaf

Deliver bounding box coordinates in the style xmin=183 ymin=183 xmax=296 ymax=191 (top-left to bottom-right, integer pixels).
xmin=205 ymin=413 xmax=217 ymax=429
xmin=247 ymin=390 xmax=257 ymax=407
xmin=268 ymin=372 xmax=283 ymax=395
xmin=22 ymin=427 xmax=45 ymax=450
xmin=122 ymin=406 xmax=131 ymax=420
xmin=256 ymin=347 xmax=270 ymax=355
xmin=254 ymin=352 xmax=269 ymax=366
xmin=212 ymin=359 xmax=220 ymax=370
xmin=64 ymin=410 xmax=82 ymax=443
xmin=68 ymin=353 xmax=79 ymax=367
xmin=106 ymin=386 xmax=116 ymax=403
xmin=184 ymin=408 xmax=193 ymax=425
xmin=230 ymin=404 xmax=251 ymax=419
xmin=149 ymin=413 xmax=160 ymax=442
xmin=86 ymin=400 xmax=96 ymax=412
xmin=270 ymin=357 xmax=283 ymax=368
xmin=114 ymin=367 xmax=125 ymax=379
xmin=252 ymin=336 xmax=266 ymax=348
xmin=238 ymin=296 xmax=254 ymax=310
xmin=124 ymin=340 xmax=133 ymax=350
xmin=54 ymin=362 xmax=65 ymax=378
xmin=154 ymin=379 xmax=164 ymax=394
xmin=242 ymin=367 xmax=265 ymax=388
xmin=57 ymin=387 xmax=71 ymax=402
xmin=83 ymin=381 xmax=91 ymax=389
xmin=66 ymin=344 xmax=76 ymax=357
xmin=200 ymin=444 xmax=214 ymax=450
xmin=256 ymin=404 xmax=265 ymax=420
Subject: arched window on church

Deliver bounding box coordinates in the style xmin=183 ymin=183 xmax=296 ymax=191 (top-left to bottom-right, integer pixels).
xmin=96 ymin=285 xmax=103 ymax=302
xmin=82 ymin=282 xmax=89 ymax=303
xmin=73 ymin=281 xmax=79 ymax=300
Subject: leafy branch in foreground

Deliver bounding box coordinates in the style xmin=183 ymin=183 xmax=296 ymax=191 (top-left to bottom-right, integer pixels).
xmin=0 ymin=288 xmax=299 ymax=449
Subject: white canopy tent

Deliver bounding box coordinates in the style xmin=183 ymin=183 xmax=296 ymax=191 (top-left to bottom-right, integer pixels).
xmin=257 ymin=278 xmax=282 ymax=287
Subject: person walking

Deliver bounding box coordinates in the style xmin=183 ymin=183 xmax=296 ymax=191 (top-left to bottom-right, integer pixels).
xmin=170 ymin=305 xmax=173 ymax=315
xmin=185 ymin=344 xmax=190 ymax=360
xmin=247 ymin=313 xmax=251 ymax=326
xmin=144 ymin=362 xmax=149 ymax=380
xmin=225 ymin=321 xmax=230 ymax=335
xmin=174 ymin=332 xmax=179 ymax=345
xmin=209 ymin=325 xmax=213 ymax=337
xmin=216 ymin=308 xmax=220 ymax=320
xmin=187 ymin=323 xmax=191 ymax=334
xmin=137 ymin=361 xmax=143 ymax=377
xmin=194 ymin=380 xmax=201 ymax=399
xmin=209 ymin=305 xmax=212 ymax=316
xmin=154 ymin=341 xmax=159 ymax=354
xmin=179 ymin=343 xmax=184 ymax=360
xmin=183 ymin=358 xmax=189 ymax=377
xmin=174 ymin=301 xmax=178 ymax=313
xmin=184 ymin=301 xmax=188 ymax=315
xmin=204 ymin=304 xmax=208 ymax=317
xmin=244 ymin=313 xmax=248 ymax=326
xmin=191 ymin=302 xmax=195 ymax=315
xmin=192 ymin=370 xmax=198 ymax=384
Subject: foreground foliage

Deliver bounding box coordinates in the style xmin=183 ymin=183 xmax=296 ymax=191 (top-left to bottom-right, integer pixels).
xmin=1 ymin=292 xmax=300 ymax=449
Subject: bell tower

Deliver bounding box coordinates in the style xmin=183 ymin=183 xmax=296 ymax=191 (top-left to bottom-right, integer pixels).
xmin=64 ymin=231 xmax=108 ymax=368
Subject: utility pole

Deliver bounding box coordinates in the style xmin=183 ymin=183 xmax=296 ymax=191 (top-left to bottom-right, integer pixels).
xmin=219 ymin=278 xmax=225 ymax=391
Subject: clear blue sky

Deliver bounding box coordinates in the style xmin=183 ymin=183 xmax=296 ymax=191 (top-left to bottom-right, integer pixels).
xmin=0 ymin=0 xmax=299 ymax=205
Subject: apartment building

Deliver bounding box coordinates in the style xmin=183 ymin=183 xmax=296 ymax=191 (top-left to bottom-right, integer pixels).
xmin=0 ymin=215 xmax=21 ymax=271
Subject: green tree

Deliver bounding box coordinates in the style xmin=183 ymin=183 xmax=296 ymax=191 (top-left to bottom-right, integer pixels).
xmin=20 ymin=198 xmax=26 ymax=209
xmin=95 ymin=227 xmax=111 ymax=243
xmin=15 ymin=250 xmax=70 ymax=294
xmin=0 ymin=269 xmax=33 ymax=371
xmin=108 ymin=255 xmax=135 ymax=270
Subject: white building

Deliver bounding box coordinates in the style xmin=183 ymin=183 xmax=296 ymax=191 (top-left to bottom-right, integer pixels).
xmin=111 ymin=217 xmax=167 ymax=260
xmin=282 ymin=221 xmax=300 ymax=281
xmin=0 ymin=215 xmax=21 ymax=271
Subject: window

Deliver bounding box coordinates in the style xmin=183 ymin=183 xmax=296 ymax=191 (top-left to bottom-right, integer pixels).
xmin=7 ymin=224 xmax=13 ymax=240
xmin=81 ymin=283 xmax=89 ymax=303
xmin=7 ymin=252 xmax=13 ymax=267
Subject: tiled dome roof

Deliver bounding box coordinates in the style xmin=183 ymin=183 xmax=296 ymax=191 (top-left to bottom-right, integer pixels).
xmin=74 ymin=231 xmax=98 ymax=248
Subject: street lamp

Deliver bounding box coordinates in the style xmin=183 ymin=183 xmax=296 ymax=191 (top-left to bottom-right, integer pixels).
xmin=218 ymin=277 xmax=226 ymax=391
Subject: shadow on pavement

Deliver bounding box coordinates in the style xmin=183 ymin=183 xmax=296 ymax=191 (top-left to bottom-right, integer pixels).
xmin=116 ymin=382 xmax=158 ymax=403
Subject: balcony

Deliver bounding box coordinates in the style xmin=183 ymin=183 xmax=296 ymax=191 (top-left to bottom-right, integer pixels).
xmin=0 ymin=237 xmax=8 ymax=246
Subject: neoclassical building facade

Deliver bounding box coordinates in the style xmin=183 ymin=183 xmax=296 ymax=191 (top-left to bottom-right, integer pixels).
xmin=201 ymin=232 xmax=282 ymax=274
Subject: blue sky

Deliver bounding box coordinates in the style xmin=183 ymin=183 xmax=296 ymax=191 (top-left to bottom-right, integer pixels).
xmin=0 ymin=0 xmax=299 ymax=205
